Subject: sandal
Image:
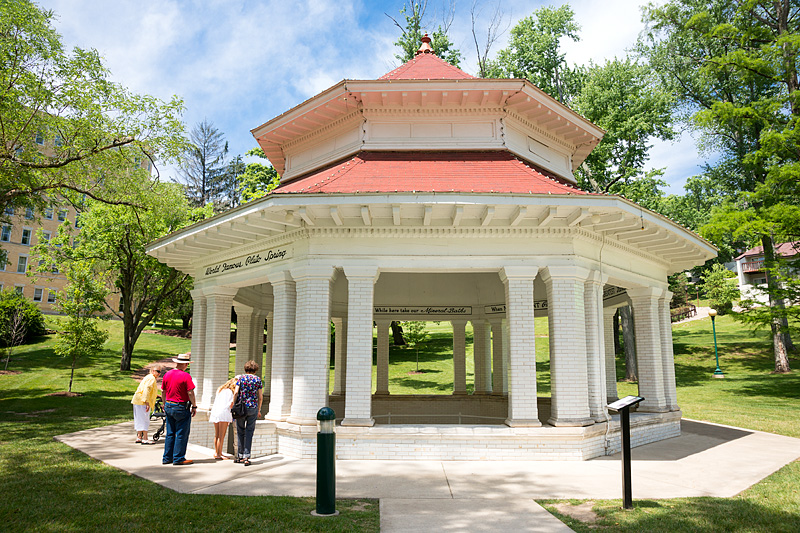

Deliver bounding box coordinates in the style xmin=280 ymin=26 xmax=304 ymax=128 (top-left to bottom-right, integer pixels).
xmin=135 ymin=439 xmax=142 ymax=444
xmin=244 ymin=459 xmax=251 ymax=466
xmin=141 ymin=440 xmax=156 ymax=445
xmin=234 ymin=457 xmax=243 ymax=464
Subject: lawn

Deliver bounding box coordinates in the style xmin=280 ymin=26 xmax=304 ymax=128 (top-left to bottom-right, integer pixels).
xmin=0 ymin=317 xmax=378 ymax=532
xmin=2 ymin=312 xmax=799 ymax=532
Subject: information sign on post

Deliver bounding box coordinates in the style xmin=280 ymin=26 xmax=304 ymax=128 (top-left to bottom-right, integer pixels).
xmin=607 ymin=395 xmax=645 ymax=509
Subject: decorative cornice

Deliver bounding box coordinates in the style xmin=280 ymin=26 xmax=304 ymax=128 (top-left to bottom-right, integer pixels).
xmin=282 ymin=111 xmax=364 ymax=151
xmin=504 ymin=110 xmax=576 ymax=152
xmin=362 ymin=106 xmax=505 ymax=117
xmin=195 ymin=228 xmax=307 ymax=268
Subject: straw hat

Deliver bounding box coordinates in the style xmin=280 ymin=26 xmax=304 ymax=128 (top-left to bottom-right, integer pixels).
xmin=172 ymin=353 xmax=192 ymax=364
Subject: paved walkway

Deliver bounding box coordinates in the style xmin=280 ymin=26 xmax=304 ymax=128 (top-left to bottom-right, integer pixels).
xmin=56 ymin=419 xmax=800 ymax=532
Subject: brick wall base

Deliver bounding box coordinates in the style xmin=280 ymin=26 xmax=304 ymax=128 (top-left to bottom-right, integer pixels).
xmin=189 ymin=406 xmax=681 ymax=461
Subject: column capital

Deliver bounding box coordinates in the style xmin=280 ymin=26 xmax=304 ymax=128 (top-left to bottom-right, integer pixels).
xmin=603 ymin=306 xmax=618 ymax=318
xmin=190 ymin=288 xmax=207 ymax=299
xmin=343 ymin=265 xmax=380 ymax=281
xmin=291 ymin=265 xmax=334 ymax=281
xmin=660 ymin=289 xmax=674 ymax=302
xmin=540 ymin=265 xmax=591 ymax=282
xmin=376 ymin=319 xmax=391 ymax=327
xmin=451 ymin=319 xmax=468 ymax=327
xmin=233 ymin=303 xmax=254 ymax=316
xmin=203 ymin=285 xmax=239 ymax=298
xmin=266 ymin=269 xmax=294 ymax=285
xmin=586 ymin=269 xmax=609 ymax=285
xmin=627 ymin=286 xmax=664 ymax=300
xmin=499 ymin=266 xmax=540 ymax=282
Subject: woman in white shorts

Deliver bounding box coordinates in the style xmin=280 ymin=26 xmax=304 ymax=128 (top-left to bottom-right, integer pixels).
xmin=209 ymin=378 xmax=236 ymax=459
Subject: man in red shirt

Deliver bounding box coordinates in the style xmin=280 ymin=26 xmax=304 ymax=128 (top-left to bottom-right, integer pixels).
xmin=161 ymin=353 xmax=197 ymax=465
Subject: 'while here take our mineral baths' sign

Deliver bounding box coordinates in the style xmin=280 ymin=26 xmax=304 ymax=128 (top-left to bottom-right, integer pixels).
xmin=203 ymin=247 xmax=290 ymax=278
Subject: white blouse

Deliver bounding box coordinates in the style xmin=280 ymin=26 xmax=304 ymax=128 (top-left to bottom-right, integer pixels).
xmin=209 ymin=388 xmax=234 ymax=423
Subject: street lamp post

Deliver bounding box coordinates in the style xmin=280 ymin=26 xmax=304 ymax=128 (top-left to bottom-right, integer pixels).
xmin=709 ymin=309 xmax=724 ymax=378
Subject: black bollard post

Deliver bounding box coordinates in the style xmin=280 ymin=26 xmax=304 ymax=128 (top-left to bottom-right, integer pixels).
xmin=312 ymin=407 xmax=338 ymax=517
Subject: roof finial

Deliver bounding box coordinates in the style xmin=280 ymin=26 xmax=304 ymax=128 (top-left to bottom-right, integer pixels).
xmin=415 ymin=33 xmax=434 ymax=56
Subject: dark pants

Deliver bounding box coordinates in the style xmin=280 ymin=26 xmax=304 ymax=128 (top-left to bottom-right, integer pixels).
xmin=163 ymin=402 xmax=191 ymax=464
xmin=236 ymin=407 xmax=259 ymax=459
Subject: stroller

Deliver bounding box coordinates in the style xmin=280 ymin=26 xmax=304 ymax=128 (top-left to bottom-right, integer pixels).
xmin=149 ymin=398 xmax=166 ymax=441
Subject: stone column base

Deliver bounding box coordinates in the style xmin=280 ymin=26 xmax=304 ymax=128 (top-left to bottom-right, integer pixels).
xmin=504 ymin=418 xmax=542 ymax=427
xmin=341 ymin=417 xmax=376 ymax=427
xmin=547 ymin=417 xmax=595 ymax=427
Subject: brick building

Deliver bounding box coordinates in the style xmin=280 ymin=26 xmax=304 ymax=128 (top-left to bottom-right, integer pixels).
xmin=147 ymin=38 xmax=716 ymax=460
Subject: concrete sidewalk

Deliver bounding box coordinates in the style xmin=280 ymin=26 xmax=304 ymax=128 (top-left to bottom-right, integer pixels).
xmin=56 ymin=419 xmax=800 ymax=532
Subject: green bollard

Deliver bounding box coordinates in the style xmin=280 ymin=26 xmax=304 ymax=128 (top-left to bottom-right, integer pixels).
xmin=312 ymin=407 xmax=338 ymax=517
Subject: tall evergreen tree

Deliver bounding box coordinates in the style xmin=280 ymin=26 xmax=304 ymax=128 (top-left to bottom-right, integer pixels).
xmin=178 ymin=119 xmax=228 ymax=208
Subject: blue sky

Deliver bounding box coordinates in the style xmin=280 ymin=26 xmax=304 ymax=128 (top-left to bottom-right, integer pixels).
xmin=41 ymin=0 xmax=706 ymax=193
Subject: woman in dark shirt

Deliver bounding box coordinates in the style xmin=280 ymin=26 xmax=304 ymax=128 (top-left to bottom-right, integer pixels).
xmin=233 ymin=360 xmax=263 ymax=465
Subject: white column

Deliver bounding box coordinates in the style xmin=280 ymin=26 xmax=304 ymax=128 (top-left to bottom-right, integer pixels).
xmin=288 ymin=266 xmax=334 ymax=426
xmin=628 ymin=286 xmax=668 ymax=413
xmin=542 ymin=266 xmax=593 ymax=427
xmin=266 ymin=271 xmax=296 ymax=422
xmin=233 ymin=305 xmax=253 ymax=376
xmin=201 ymin=286 xmax=237 ymax=410
xmin=452 ymin=320 xmax=467 ymax=395
xmin=472 ymin=319 xmax=491 ymax=394
xmin=659 ymin=290 xmax=679 ymax=411
xmin=332 ymin=317 xmax=346 ymax=395
xmin=500 ymin=267 xmax=540 ymax=427
xmin=189 ymin=289 xmax=207 ymax=408
xmin=490 ymin=319 xmax=507 ymax=394
xmin=603 ymin=307 xmax=619 ymax=402
xmin=262 ymin=312 xmax=273 ymax=396
xmin=585 ymin=271 xmax=608 ymax=422
xmin=342 ymin=267 xmax=378 ymax=427
xmin=376 ymin=320 xmax=390 ymax=396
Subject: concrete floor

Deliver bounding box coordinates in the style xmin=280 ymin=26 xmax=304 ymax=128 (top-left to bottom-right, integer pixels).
xmin=56 ymin=418 xmax=800 ymax=532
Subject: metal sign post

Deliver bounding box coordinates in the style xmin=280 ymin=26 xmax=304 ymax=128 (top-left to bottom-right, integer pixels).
xmin=607 ymin=395 xmax=645 ymax=509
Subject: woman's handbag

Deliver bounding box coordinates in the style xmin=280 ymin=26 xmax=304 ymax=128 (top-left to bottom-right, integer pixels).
xmin=231 ymin=394 xmax=247 ymax=419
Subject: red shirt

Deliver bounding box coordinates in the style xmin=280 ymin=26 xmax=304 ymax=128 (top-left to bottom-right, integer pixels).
xmin=162 ymin=368 xmax=195 ymax=403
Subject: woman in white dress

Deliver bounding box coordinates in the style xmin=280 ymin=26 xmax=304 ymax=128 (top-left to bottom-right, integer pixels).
xmin=209 ymin=378 xmax=236 ymax=459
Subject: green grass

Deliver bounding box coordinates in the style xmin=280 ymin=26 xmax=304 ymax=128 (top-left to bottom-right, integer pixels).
xmin=3 ymin=313 xmax=800 ymax=532
xmin=543 ymin=314 xmax=800 ymax=532
xmin=0 ymin=317 xmax=378 ymax=532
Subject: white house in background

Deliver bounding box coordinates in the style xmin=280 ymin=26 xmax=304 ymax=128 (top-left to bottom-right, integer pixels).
xmin=146 ymin=38 xmax=716 ymax=461
xmin=735 ymin=241 xmax=800 ymax=304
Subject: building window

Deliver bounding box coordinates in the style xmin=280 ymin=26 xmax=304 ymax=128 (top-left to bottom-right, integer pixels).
xmin=35 ymin=132 xmax=44 ymax=145
xmin=47 ymin=289 xmax=56 ymax=303
xmin=1 ymin=225 xmax=10 ymax=242
xmin=17 ymin=255 xmax=28 ymax=273
xmin=4 ymin=206 xmax=13 ymax=216
xmin=44 ymin=208 xmax=53 ymax=220
xmin=54 ymin=135 xmax=63 ymax=147
xmin=33 ymin=287 xmax=43 ymax=302
xmin=14 ymin=285 xmax=24 ymax=295
xmin=754 ymin=277 xmax=767 ymax=285
xmin=41 ymin=231 xmax=51 ymax=243
xmin=74 ymin=214 xmax=80 ymax=228
xmin=21 ymin=229 xmax=31 ymax=245
xmin=0 ymin=260 xmax=5 ymax=272
xmin=25 ymin=208 xmax=34 ymax=219
xmin=58 ymin=210 xmax=67 ymax=222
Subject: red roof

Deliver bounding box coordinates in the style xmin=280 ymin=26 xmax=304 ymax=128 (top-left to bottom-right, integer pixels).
xmin=272 ymin=151 xmax=587 ymax=195
xmin=735 ymin=241 xmax=800 ymax=260
xmin=380 ymin=52 xmax=475 ymax=81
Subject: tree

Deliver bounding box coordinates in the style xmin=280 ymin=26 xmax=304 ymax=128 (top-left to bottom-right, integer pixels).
xmin=701 ymin=263 xmax=740 ymax=315
xmin=573 ymin=58 xmax=676 ymax=194
xmin=470 ymin=0 xmax=509 ymax=78
xmin=403 ymin=321 xmax=430 ymax=372
xmin=388 ymin=0 xmax=462 ymax=66
xmin=642 ymin=0 xmax=800 ymax=371
xmin=53 ymin=260 xmax=109 ymax=393
xmin=0 ymin=0 xmax=185 ymax=228
xmin=237 ymin=148 xmax=280 ymax=203
xmin=34 ymin=179 xmax=196 ymax=371
xmin=487 ymin=5 xmax=582 ymax=104
xmin=178 ymin=119 xmax=228 ymax=208
xmin=619 ymin=306 xmax=637 ymax=381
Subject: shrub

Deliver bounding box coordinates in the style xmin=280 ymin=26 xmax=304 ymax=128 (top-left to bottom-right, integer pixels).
xmin=701 ymin=263 xmax=740 ymax=315
xmin=0 ymin=289 xmax=46 ymax=346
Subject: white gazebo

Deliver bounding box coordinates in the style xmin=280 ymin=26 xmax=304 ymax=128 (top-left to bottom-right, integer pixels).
xmin=146 ymin=40 xmax=716 ymax=460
